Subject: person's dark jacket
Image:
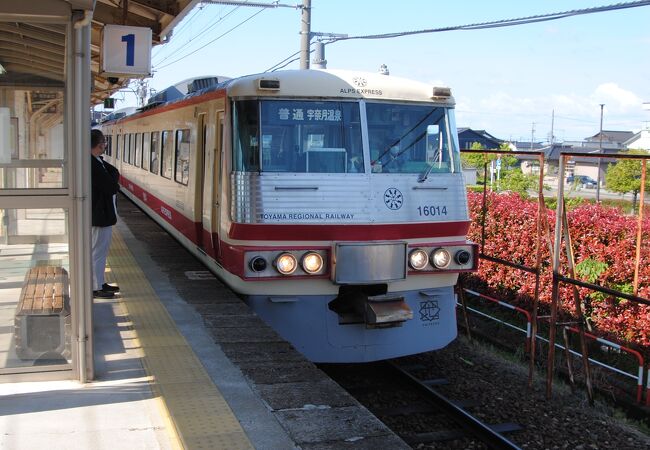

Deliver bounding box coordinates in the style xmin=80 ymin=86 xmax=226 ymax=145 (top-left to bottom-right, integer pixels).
xmin=91 ymin=156 xmax=120 ymax=227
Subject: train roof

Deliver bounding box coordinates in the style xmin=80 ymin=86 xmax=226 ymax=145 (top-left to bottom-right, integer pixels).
xmin=102 ymin=69 xmax=454 ymax=125
xmin=227 ymin=69 xmax=455 ymax=104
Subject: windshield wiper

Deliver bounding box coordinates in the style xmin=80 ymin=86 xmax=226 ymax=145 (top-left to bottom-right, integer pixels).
xmin=418 ymin=161 xmax=435 ymax=183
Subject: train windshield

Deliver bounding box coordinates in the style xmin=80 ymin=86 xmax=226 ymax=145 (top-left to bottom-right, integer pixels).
xmin=367 ymin=102 xmax=460 ymax=174
xmin=233 ymin=100 xmax=459 ymax=175
xmin=233 ymin=100 xmax=363 ymax=173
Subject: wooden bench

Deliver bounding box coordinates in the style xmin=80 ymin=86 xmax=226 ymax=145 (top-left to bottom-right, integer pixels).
xmin=14 ymin=266 xmax=71 ymax=361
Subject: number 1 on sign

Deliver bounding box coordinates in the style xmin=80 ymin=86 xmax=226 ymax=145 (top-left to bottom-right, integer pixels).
xmin=121 ymin=34 xmax=135 ymax=66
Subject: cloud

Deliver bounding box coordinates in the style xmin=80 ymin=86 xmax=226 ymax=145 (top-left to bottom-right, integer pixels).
xmin=591 ymin=83 xmax=642 ymax=113
xmin=455 ymin=84 xmax=645 ymax=141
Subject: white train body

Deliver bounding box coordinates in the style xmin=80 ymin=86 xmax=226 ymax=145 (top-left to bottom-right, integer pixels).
xmin=101 ymin=69 xmax=477 ymax=363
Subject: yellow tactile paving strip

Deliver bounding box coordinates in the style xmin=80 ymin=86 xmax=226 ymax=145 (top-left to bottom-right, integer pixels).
xmin=107 ymin=229 xmax=254 ymax=450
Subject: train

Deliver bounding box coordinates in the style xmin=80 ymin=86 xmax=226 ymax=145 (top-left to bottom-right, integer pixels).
xmin=99 ymin=69 xmax=477 ymax=363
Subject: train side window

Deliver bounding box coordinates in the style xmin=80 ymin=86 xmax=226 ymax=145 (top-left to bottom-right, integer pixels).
xmin=105 ymin=135 xmax=112 ymax=157
xmin=174 ymin=129 xmax=191 ymax=185
xmin=161 ymin=130 xmax=174 ymax=179
xmin=115 ymin=134 xmax=121 ymax=160
xmin=129 ymin=133 xmax=136 ymax=165
xmin=123 ymin=134 xmax=130 ymax=163
xmin=134 ymin=133 xmax=142 ymax=168
xmin=233 ymin=100 xmax=259 ymax=172
xmin=142 ymin=132 xmax=151 ymax=172
xmin=150 ymin=131 xmax=160 ymax=175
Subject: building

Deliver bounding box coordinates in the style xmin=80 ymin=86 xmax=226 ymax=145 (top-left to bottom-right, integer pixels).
xmin=457 ymin=128 xmax=503 ymax=150
xmin=623 ymin=126 xmax=650 ymax=150
xmin=585 ymin=130 xmax=635 ymax=148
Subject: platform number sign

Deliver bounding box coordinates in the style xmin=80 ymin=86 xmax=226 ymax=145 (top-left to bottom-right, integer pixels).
xmin=101 ymin=25 xmax=152 ymax=77
xmin=121 ymin=34 xmax=135 ymax=66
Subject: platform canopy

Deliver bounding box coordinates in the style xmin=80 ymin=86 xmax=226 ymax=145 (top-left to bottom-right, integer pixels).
xmin=0 ymin=0 xmax=200 ymax=106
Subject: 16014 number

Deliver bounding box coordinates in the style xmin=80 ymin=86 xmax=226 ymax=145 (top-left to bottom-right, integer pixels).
xmin=417 ymin=205 xmax=448 ymax=216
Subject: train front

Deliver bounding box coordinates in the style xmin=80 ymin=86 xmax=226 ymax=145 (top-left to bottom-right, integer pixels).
xmin=226 ymin=70 xmax=477 ymax=362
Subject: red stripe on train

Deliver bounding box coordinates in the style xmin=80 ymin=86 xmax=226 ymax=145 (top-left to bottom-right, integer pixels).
xmin=120 ymin=175 xmax=202 ymax=245
xmin=228 ymin=221 xmax=470 ymax=241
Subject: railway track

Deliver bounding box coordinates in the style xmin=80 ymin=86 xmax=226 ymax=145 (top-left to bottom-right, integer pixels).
xmin=386 ymin=362 xmax=521 ymax=448
xmin=321 ymin=361 xmax=522 ymax=449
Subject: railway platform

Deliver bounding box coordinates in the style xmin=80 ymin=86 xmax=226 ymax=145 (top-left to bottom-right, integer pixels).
xmin=0 ymin=195 xmax=408 ymax=449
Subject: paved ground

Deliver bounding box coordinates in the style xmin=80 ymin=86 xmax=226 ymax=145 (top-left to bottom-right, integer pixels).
xmin=115 ymin=195 xmax=409 ymax=449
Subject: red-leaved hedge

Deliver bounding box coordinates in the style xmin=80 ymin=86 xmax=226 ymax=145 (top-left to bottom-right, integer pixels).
xmin=465 ymin=191 xmax=650 ymax=349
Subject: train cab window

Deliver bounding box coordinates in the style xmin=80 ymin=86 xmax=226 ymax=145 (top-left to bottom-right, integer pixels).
xmin=161 ymin=130 xmax=174 ymax=179
xmin=142 ymin=132 xmax=151 ymax=172
xmin=233 ymin=100 xmax=260 ymax=172
xmin=235 ymin=100 xmax=363 ymax=174
xmin=150 ymin=131 xmax=160 ymax=174
xmin=175 ymin=129 xmax=191 ymax=185
xmin=366 ymin=103 xmax=460 ymax=175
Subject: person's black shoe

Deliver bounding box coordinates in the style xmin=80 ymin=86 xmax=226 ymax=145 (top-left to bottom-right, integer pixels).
xmin=93 ymin=289 xmax=115 ymax=299
xmin=102 ymin=283 xmax=120 ymax=292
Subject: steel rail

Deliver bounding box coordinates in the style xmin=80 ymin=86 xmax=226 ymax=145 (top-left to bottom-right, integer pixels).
xmin=387 ymin=362 xmax=522 ymax=450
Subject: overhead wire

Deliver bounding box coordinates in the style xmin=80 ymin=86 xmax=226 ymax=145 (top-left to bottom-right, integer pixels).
xmin=269 ymin=56 xmax=301 ymax=71
xmin=155 ymin=7 xmax=267 ymax=70
xmin=264 ymin=49 xmax=302 ymax=72
xmin=321 ymin=1 xmax=650 ymax=44
xmin=153 ymin=2 xmax=251 ymax=67
xmin=265 ymin=1 xmax=650 ymax=73
xmin=152 ymin=5 xmax=206 ymax=61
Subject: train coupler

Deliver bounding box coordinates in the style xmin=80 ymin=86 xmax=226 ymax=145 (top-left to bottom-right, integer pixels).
xmin=328 ymin=290 xmax=413 ymax=328
xmin=365 ymin=294 xmax=413 ymax=328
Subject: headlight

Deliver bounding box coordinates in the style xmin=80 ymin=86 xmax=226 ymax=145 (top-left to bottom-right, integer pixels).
xmin=301 ymin=252 xmax=323 ymax=274
xmin=275 ymin=253 xmax=297 ymax=275
xmin=455 ymin=250 xmax=471 ymax=265
xmin=408 ymin=249 xmax=429 ymax=270
xmin=249 ymin=256 xmax=267 ymax=272
xmin=431 ymin=248 xmax=451 ymax=269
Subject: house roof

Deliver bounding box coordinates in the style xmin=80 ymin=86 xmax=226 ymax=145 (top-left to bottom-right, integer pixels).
xmin=457 ymin=128 xmax=503 ymax=145
xmin=624 ymin=131 xmax=642 ymax=146
xmin=510 ymin=141 xmax=545 ymax=151
xmin=515 ymin=143 xmax=627 ymax=163
xmin=585 ymin=130 xmax=635 ymax=144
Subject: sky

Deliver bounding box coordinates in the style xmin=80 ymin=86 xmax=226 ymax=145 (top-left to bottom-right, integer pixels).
xmin=108 ymin=0 xmax=650 ymax=144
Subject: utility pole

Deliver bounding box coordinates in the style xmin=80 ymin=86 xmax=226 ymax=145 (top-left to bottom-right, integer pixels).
xmin=300 ymin=0 xmax=311 ymax=69
xmin=550 ymin=109 xmax=555 ymax=145
xmin=531 ymin=122 xmax=535 ymax=151
xmin=596 ymin=103 xmax=604 ymax=203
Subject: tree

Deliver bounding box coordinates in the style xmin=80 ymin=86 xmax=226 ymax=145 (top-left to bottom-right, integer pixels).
xmin=605 ymin=149 xmax=650 ymax=212
xmin=498 ymin=142 xmax=518 ymax=169
xmin=461 ymin=142 xmax=495 ymax=186
xmin=461 ymin=142 xmax=494 ymax=170
xmin=498 ymin=171 xmax=539 ymax=196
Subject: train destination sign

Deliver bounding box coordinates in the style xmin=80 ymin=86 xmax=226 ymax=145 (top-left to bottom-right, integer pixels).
xmin=276 ymin=107 xmax=342 ymax=122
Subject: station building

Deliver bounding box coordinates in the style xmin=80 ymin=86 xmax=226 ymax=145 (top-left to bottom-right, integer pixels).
xmin=0 ymin=0 xmax=195 ymax=382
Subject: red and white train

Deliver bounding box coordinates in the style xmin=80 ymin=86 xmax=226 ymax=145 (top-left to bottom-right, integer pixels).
xmin=100 ymin=69 xmax=477 ymax=363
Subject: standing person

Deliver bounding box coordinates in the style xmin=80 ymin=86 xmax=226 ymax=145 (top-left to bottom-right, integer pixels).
xmin=91 ymin=129 xmax=120 ymax=298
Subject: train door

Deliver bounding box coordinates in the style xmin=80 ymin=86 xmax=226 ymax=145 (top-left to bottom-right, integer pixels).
xmin=211 ymin=111 xmax=224 ymax=260
xmin=197 ymin=113 xmax=207 ymax=252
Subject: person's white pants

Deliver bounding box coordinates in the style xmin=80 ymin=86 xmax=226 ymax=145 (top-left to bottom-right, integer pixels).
xmin=92 ymin=226 xmax=113 ymax=291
